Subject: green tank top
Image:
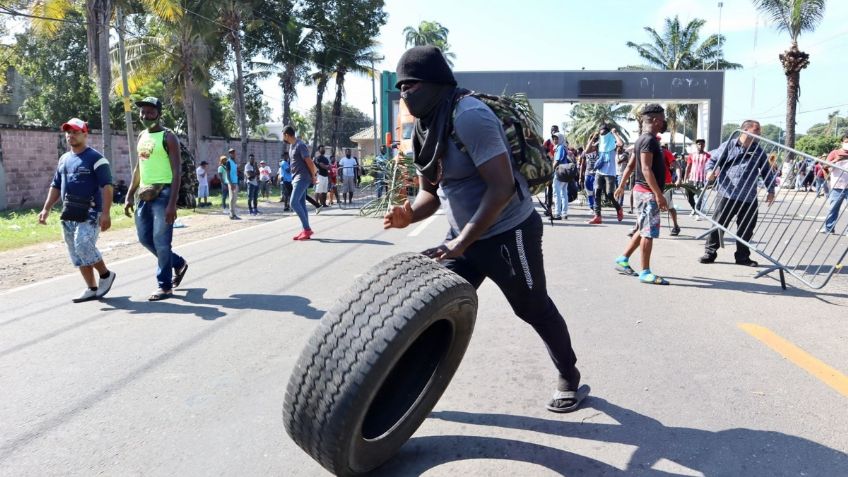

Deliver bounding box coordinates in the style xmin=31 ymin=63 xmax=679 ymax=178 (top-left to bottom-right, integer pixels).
xmin=138 ymin=130 xmax=173 ymax=185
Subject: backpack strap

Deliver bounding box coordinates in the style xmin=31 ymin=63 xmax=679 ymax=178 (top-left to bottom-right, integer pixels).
xmin=449 ymin=92 xmax=524 ymax=201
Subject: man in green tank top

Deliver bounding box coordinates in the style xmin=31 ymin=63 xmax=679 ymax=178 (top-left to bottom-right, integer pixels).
xmin=124 ymin=97 xmax=189 ymax=301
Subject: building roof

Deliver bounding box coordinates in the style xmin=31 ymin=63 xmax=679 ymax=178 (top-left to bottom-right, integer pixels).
xmin=350 ymin=127 xmax=376 ymax=142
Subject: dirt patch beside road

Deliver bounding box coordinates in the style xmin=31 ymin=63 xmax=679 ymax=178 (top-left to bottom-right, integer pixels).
xmin=0 ymin=200 xmax=292 ymax=293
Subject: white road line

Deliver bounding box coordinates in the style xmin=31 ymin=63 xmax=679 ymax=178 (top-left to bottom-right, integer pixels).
xmin=0 ymin=215 xmax=295 ymax=297
xmin=408 ymin=215 xmax=437 ymax=237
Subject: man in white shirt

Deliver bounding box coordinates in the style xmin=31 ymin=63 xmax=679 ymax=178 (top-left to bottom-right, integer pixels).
xmin=196 ymin=160 xmax=209 ymax=207
xmin=338 ymin=148 xmax=360 ymax=204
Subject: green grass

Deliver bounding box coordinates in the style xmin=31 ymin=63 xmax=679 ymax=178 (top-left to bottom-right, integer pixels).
xmin=0 ymin=203 xmax=194 ymax=252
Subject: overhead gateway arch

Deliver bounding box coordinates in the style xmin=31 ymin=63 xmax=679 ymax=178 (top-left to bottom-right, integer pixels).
xmin=382 ymin=70 xmax=724 ymax=148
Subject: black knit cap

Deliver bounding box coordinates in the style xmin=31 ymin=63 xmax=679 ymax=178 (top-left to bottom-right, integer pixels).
xmin=395 ymin=46 xmax=457 ymax=88
xmin=642 ymin=103 xmax=665 ymax=115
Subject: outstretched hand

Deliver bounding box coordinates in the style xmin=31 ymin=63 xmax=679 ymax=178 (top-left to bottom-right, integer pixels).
xmin=383 ymin=201 xmax=413 ymax=229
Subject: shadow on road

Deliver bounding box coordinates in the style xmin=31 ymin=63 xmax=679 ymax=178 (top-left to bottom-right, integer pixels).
xmin=666 ymin=275 xmax=848 ymax=304
xmin=100 ymin=288 xmax=324 ymax=320
xmin=372 ymin=396 xmax=848 ymax=476
xmin=310 ymin=238 xmax=393 ymax=245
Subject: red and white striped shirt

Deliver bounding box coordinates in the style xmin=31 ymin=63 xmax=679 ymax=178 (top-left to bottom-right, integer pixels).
xmin=687 ymin=151 xmax=711 ymax=182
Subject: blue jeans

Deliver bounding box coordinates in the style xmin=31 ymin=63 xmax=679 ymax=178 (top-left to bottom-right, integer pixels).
xmin=815 ymin=177 xmax=830 ymax=197
xmin=221 ymin=184 xmax=228 ymax=208
xmin=552 ymin=177 xmax=569 ymax=217
xmin=291 ymin=176 xmax=311 ymax=230
xmin=247 ymin=183 xmax=259 ymax=211
xmin=824 ymin=188 xmax=847 ymax=233
xmin=135 ymin=186 xmax=186 ymax=290
xmin=585 ymin=174 xmax=595 ymax=209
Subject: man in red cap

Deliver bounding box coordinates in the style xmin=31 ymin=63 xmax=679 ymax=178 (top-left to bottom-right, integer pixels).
xmin=38 ymin=118 xmax=117 ymax=302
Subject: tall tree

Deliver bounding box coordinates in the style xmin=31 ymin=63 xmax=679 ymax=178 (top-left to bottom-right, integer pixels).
xmin=625 ymin=15 xmax=742 ymax=145
xmin=218 ymin=0 xmax=252 ymax=164
xmin=247 ymin=0 xmax=314 ymax=128
xmin=31 ymin=0 xmax=114 ymax=160
xmin=302 ymin=0 xmax=387 ymax=155
xmin=568 ymin=103 xmax=632 ymax=146
xmin=402 ymin=20 xmax=456 ymax=66
xmin=116 ymin=1 xmax=222 ymax=161
xmin=752 ymin=0 xmax=826 ymax=149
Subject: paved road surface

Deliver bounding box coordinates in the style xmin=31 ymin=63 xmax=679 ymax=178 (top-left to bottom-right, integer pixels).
xmin=1 ymin=202 xmax=846 ymax=476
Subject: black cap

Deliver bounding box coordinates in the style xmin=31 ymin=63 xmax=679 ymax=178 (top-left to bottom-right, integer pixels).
xmin=135 ymin=96 xmax=162 ymax=110
xmin=200 ymin=160 xmax=208 ymax=165
xmin=642 ymin=103 xmax=665 ymax=115
xmin=395 ymin=46 xmax=456 ymax=88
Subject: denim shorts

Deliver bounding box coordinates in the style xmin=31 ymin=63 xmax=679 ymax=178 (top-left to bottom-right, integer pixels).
xmin=635 ymin=191 xmax=661 ymax=238
xmin=62 ymin=213 xmax=102 ymax=267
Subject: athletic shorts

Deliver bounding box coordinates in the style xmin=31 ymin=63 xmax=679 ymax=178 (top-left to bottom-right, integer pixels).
xmin=343 ymin=176 xmax=356 ymax=194
xmin=197 ymin=183 xmax=209 ymax=198
xmin=62 ymin=214 xmax=102 ymax=267
xmin=635 ymin=191 xmax=661 ymax=239
xmin=315 ymin=175 xmax=329 ymax=193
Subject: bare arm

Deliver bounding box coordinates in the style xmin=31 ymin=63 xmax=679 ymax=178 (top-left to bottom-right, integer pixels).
xmin=124 ymin=162 xmax=140 ymax=217
xmin=384 ymin=175 xmax=441 ymax=229
xmin=37 ymin=187 xmax=61 ymax=224
xmin=165 ymin=132 xmax=182 ymax=223
xmin=100 ymin=184 xmax=113 ymax=231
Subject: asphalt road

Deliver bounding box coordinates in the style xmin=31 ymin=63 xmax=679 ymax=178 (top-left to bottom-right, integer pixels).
xmin=1 ymin=200 xmax=846 ymax=477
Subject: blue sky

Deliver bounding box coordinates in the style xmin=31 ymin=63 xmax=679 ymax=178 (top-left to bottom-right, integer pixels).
xmin=272 ymin=0 xmax=848 ymax=136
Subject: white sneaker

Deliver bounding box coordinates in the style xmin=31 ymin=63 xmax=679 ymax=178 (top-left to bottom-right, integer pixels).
xmin=96 ymin=271 xmax=116 ymax=298
xmin=72 ymin=288 xmax=98 ymax=303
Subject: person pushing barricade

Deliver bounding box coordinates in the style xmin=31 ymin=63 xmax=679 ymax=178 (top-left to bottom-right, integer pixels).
xmin=698 ymin=120 xmax=775 ymax=267
xmin=384 ymin=46 xmax=588 ymax=413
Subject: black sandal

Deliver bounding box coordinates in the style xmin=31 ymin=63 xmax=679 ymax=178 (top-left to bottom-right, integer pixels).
xmin=172 ymin=263 xmax=189 ymax=288
xmin=148 ymin=289 xmax=173 ymax=301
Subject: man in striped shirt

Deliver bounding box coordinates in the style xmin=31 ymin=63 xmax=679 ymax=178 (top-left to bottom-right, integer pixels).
xmin=684 ymin=139 xmax=711 ymax=218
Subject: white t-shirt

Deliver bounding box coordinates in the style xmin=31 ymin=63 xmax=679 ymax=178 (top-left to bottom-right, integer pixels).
xmin=244 ymin=163 xmax=258 ymax=186
xmin=259 ymin=165 xmax=271 ymax=182
xmin=339 ymin=157 xmax=358 ymax=178
xmin=196 ymin=166 xmax=208 ymax=186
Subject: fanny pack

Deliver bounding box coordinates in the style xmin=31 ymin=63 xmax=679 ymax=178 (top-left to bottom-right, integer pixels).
xmin=60 ymin=193 xmax=93 ymax=222
xmin=137 ymin=184 xmax=165 ymax=201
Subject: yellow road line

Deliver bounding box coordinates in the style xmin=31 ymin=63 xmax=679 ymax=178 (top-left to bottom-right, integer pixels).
xmin=738 ymin=323 xmax=848 ymax=398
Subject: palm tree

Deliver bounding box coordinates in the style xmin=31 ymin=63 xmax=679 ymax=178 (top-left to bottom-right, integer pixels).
xmin=568 ymin=103 xmax=632 ymax=146
xmin=625 ymin=15 xmax=742 ymax=145
xmin=753 ymin=0 xmax=826 ymax=149
xmin=114 ymin=1 xmax=221 ymax=161
xmin=308 ymin=45 xmax=338 ymax=153
xmin=218 ymin=0 xmax=252 ymax=164
xmin=31 ymin=0 xmax=114 ymax=160
xmin=402 ymin=20 xmax=456 ymax=66
xmin=328 ymin=40 xmax=377 ymax=154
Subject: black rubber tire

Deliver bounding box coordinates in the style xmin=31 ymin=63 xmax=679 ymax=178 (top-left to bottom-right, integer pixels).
xmin=283 ymin=252 xmax=478 ymax=476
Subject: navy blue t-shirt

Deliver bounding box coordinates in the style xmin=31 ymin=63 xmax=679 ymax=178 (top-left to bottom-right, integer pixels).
xmin=51 ymin=147 xmax=112 ymax=212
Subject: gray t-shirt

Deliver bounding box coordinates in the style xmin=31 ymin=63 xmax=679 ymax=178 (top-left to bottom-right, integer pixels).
xmin=288 ymin=140 xmax=310 ymax=178
xmin=427 ymin=96 xmax=534 ymax=239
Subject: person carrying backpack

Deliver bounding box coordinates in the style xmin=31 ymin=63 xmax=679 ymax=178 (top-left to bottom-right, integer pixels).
xmin=384 ymin=46 xmax=588 ymax=413
xmin=551 ymin=132 xmax=571 ymax=220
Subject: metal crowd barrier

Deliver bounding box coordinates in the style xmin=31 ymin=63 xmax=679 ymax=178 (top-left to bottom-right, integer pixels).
xmin=695 ymin=130 xmax=848 ymax=290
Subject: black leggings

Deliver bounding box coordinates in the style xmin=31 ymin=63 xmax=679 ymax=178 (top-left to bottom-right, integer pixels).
xmin=593 ymin=174 xmax=622 ymax=216
xmin=442 ymin=211 xmax=579 ymax=386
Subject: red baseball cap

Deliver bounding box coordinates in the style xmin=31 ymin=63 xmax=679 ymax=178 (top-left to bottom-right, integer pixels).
xmin=61 ymin=118 xmax=88 ymax=133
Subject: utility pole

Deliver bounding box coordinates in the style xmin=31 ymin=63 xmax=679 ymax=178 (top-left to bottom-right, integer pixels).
xmin=369 ymin=55 xmax=384 ymax=158
xmin=116 ymin=7 xmax=137 ymax=175
xmin=716 ymin=2 xmax=724 ymax=69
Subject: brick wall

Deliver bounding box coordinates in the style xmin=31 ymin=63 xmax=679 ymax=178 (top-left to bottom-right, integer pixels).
xmin=0 ymin=126 xmax=286 ymax=210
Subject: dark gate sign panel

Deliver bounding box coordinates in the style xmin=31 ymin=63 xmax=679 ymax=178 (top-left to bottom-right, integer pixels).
xmin=579 ymin=80 xmax=623 ymax=98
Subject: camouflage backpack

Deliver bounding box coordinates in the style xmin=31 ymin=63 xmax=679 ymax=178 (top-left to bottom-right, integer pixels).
xmin=451 ymin=92 xmax=552 ymax=196
xmin=161 ymin=129 xmax=198 ymax=208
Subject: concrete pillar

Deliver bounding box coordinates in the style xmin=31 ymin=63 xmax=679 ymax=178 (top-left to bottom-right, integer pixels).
xmin=527 ymin=99 xmax=545 ymax=137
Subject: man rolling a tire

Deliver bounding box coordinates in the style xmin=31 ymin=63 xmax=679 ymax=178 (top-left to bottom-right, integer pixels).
xmin=384 ymin=46 xmax=588 ymax=413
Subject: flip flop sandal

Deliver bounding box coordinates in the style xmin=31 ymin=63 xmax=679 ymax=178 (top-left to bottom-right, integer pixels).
xmin=639 ymin=273 xmax=669 ymax=285
xmin=148 ymin=290 xmax=173 ymax=301
xmin=546 ymin=384 xmax=591 ymax=413
xmin=615 ymin=264 xmax=637 ymax=276
xmin=172 ymin=263 xmax=189 ymax=288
